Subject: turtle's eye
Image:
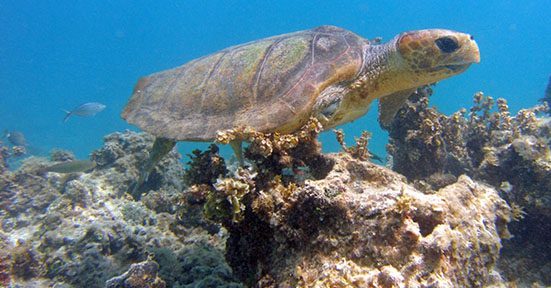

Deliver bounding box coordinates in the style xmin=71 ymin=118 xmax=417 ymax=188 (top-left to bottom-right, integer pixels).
xmin=435 ymin=37 xmax=460 ymax=53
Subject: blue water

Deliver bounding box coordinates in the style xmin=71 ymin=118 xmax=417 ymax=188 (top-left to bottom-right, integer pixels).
xmin=1 ymin=1 xmax=550 ymax=160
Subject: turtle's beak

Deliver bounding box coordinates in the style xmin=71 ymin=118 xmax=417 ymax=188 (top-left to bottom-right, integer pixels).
xmin=459 ymin=34 xmax=480 ymax=64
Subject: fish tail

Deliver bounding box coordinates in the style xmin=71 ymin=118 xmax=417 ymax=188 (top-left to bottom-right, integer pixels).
xmin=62 ymin=109 xmax=72 ymax=122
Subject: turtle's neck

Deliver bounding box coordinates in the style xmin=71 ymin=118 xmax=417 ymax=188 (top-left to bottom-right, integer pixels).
xmin=351 ymin=38 xmax=418 ymax=101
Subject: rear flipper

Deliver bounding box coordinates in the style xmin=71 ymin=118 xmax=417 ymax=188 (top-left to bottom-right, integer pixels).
xmin=130 ymin=137 xmax=176 ymax=200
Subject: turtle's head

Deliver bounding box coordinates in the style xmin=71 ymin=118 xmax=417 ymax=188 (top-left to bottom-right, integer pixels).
xmin=395 ymin=29 xmax=480 ymax=82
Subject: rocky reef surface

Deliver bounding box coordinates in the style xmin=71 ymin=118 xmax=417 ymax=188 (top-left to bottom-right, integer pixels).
xmin=222 ymin=153 xmax=511 ymax=287
xmin=0 ymin=132 xmax=242 ymax=287
xmin=385 ymin=87 xmax=551 ymax=286
xmin=0 ymin=89 xmax=549 ymax=287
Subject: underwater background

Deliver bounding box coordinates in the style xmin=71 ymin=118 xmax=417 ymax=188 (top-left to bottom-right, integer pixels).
xmin=1 ymin=0 xmax=549 ymax=160
xmin=2 ymin=1 xmax=551 ymax=287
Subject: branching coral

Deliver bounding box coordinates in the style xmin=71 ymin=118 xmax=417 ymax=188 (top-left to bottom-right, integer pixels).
xmin=334 ymin=129 xmax=373 ymax=161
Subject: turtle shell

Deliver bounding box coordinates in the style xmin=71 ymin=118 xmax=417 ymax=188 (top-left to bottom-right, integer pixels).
xmin=122 ymin=25 xmax=366 ymax=141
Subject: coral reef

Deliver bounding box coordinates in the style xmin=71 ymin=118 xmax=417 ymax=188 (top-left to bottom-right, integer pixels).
xmin=0 ymin=140 xmax=8 ymax=173
xmin=0 ymin=232 xmax=12 ymax=287
xmin=90 ymin=131 xmax=185 ymax=196
xmin=0 ymin=138 xmax=26 ymax=172
xmin=2 ymin=89 xmax=549 ymax=287
xmin=384 ymin=87 xmax=551 ymax=286
xmin=179 ymin=118 xmax=335 ymax=230
xmin=386 ymin=89 xmax=550 ymax=214
xmin=219 ymin=153 xmax=511 ymax=287
xmin=149 ymin=244 xmax=243 ymax=288
xmin=216 ymin=118 xmax=334 ymax=187
xmin=105 ymin=257 xmax=166 ymax=288
xmin=0 ymin=131 xmax=240 ymax=287
xmin=50 ymin=149 xmax=76 ymax=162
xmin=207 ymin=168 xmax=256 ymax=224
xmin=182 ymin=121 xmax=515 ymax=286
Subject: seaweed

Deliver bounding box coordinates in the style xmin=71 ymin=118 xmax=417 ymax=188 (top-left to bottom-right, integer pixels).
xmin=334 ymin=129 xmax=380 ymax=162
xmin=183 ymin=144 xmax=228 ymax=186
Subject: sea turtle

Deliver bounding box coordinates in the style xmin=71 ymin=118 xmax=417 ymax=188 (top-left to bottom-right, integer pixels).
xmin=122 ymin=25 xmax=479 ymax=197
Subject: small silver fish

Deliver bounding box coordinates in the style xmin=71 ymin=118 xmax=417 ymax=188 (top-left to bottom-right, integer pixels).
xmin=3 ymin=130 xmax=27 ymax=146
xmin=63 ymin=102 xmax=106 ymax=122
xmin=44 ymin=160 xmax=97 ymax=173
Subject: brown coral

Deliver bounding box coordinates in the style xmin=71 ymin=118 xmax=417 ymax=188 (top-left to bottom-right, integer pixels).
xmin=334 ymin=129 xmax=373 ymax=161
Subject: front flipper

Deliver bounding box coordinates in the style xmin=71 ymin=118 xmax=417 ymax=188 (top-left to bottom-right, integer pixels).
xmin=378 ymin=88 xmax=416 ymax=129
xmin=130 ymin=137 xmax=176 ymax=200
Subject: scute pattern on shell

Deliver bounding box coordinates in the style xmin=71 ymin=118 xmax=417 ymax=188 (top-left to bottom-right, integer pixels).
xmin=122 ymin=26 xmax=366 ymax=141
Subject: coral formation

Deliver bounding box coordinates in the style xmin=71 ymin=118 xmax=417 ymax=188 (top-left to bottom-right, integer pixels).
xmin=216 ymin=118 xmax=334 ymax=186
xmin=334 ymin=129 xmax=373 ymax=161
xmin=384 ymin=87 xmax=551 ymax=286
xmin=183 ymin=144 xmax=228 ymax=186
xmin=149 ymin=244 xmax=243 ymax=288
xmin=90 ymin=131 xmax=185 ymax=196
xmin=221 ymin=153 xmax=511 ymax=287
xmin=0 ymin=131 xmax=240 ymax=287
xmin=180 ymin=120 xmax=517 ymax=286
xmin=208 ymin=168 xmax=256 ymax=224
xmin=105 ymin=257 xmax=166 ymax=288
xmin=0 ymin=138 xmax=26 ymax=172
xmin=0 ymin=232 xmax=12 ymax=287
xmin=50 ymin=149 xmax=76 ymax=162
xmin=539 ymin=75 xmax=551 ymax=115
